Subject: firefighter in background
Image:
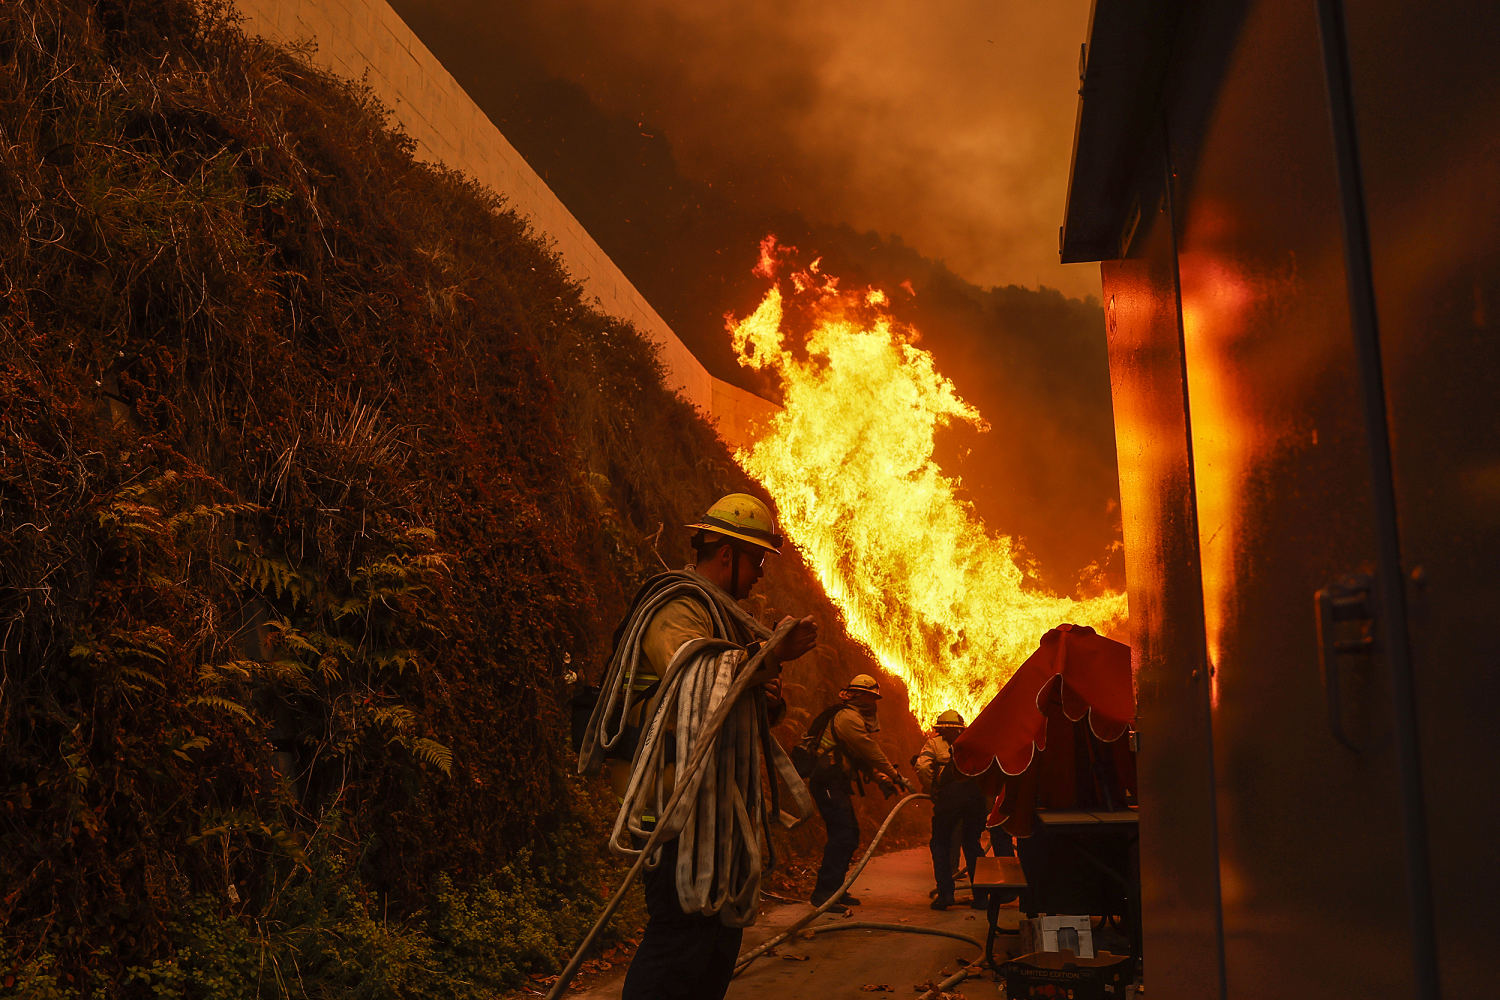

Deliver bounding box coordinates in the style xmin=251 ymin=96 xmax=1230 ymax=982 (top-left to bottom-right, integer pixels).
xmin=916 ymin=709 xmax=990 ymax=910
xmin=807 ymin=674 xmax=910 ymax=911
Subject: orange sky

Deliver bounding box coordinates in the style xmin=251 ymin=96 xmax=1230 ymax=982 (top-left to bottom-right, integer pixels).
xmin=399 ymin=0 xmax=1099 ymax=299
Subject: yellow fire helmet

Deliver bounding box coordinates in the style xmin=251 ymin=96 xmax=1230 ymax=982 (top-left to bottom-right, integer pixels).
xmin=686 ymin=493 xmax=784 ymax=554
xmin=843 ymin=674 xmax=882 ymax=699
xmin=935 ymin=709 xmax=965 ymax=728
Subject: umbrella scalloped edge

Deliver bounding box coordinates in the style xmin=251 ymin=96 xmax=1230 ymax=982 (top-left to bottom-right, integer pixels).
xmin=951 ymin=623 xmax=1133 ymax=779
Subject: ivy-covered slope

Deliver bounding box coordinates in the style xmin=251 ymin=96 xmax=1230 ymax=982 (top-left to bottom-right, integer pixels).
xmin=0 ymin=1 xmax=919 ymax=995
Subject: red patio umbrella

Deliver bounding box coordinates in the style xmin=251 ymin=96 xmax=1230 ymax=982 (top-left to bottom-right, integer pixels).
xmin=952 ymin=623 xmax=1135 ymax=836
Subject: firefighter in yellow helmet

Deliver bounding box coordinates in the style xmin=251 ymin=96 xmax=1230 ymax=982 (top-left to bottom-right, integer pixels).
xmin=581 ymin=493 xmax=817 ymax=1000
xmin=916 ymin=709 xmax=989 ymax=909
xmin=799 ymin=672 xmax=910 ymax=910
xmin=682 ymin=492 xmax=783 ymax=600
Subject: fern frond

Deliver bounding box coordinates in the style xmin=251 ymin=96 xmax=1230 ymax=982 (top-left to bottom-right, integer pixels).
xmin=118 ymin=666 xmax=167 ymax=691
xmin=198 ymin=660 xmax=259 ymax=684
xmin=188 ymin=695 xmax=256 ymax=723
xmin=315 ymin=655 xmax=343 ymax=683
xmin=267 ymin=658 xmax=314 ymax=686
xmin=115 ymin=471 xmax=181 ymax=503
xmin=367 ymin=705 xmax=416 ymax=731
xmin=171 ymin=735 xmax=212 ymax=762
xmin=365 ymin=648 xmax=418 ymax=675
xmin=166 ymin=501 xmax=262 ymax=532
xmin=265 ymin=620 xmax=320 ymax=656
xmin=115 ymin=641 xmax=167 ymax=665
xmin=408 ymin=737 xmax=453 ymax=776
xmin=229 ymin=544 xmax=318 ymax=606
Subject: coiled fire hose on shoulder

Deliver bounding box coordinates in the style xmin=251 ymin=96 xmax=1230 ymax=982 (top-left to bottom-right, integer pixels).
xmin=546 ymin=620 xmax=805 ymax=1000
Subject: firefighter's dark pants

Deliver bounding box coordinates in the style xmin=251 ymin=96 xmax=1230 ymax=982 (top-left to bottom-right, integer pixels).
xmin=621 ymin=839 xmax=743 ymax=1000
xmin=930 ymin=782 xmax=986 ymax=898
xmin=811 ymin=771 xmax=860 ymax=902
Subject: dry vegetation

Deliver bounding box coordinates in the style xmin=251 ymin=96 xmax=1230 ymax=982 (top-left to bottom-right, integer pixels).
xmin=0 ymin=1 xmax=921 ymax=996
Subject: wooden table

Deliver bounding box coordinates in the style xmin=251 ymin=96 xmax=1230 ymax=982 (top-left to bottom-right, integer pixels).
xmin=970 ymin=855 xmax=1029 ymax=970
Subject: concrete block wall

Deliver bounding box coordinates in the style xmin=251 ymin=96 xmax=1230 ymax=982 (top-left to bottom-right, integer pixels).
xmin=231 ymin=0 xmax=772 ymax=449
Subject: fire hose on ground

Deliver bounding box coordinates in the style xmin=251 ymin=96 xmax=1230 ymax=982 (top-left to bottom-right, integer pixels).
xmin=550 ymin=785 xmax=986 ymax=999
xmin=733 ymin=790 xmax=946 ymax=970
xmin=731 ymin=790 xmax=986 ymax=999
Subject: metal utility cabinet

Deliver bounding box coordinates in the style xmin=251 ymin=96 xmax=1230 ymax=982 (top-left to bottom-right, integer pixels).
xmin=1060 ymin=2 xmax=1500 ymax=997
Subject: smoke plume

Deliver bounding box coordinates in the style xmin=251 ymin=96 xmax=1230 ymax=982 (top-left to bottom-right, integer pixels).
xmin=390 ymin=0 xmax=1097 ymax=298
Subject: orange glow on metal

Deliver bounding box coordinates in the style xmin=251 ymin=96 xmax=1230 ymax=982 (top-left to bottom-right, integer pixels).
xmin=727 ymin=252 xmax=1128 ymax=723
xmin=1178 ymin=254 xmax=1256 ymax=711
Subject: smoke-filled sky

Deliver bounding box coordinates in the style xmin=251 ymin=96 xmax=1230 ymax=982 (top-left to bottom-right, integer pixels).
xmin=387 ymin=0 xmax=1122 ymax=594
xmin=391 ymin=0 xmax=1097 ymax=299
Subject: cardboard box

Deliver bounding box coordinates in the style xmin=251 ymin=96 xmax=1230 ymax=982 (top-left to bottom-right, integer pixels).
xmin=999 ymin=950 xmax=1133 ymax=1000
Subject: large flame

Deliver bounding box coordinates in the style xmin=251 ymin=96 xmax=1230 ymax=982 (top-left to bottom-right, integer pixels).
xmin=729 ymin=246 xmax=1127 ymax=724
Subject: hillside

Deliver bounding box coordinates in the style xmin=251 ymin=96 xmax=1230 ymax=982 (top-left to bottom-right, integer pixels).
xmin=0 ymin=2 xmax=923 ymax=995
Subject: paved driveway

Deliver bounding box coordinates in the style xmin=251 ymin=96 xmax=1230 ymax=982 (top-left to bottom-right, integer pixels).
xmin=568 ymin=846 xmax=1017 ymax=998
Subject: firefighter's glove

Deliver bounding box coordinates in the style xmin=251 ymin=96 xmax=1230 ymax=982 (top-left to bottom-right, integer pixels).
xmin=876 ymin=775 xmax=898 ymax=798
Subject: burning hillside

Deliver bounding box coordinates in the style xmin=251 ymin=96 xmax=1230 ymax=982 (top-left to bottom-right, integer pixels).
xmin=729 ymin=241 xmax=1128 ymax=723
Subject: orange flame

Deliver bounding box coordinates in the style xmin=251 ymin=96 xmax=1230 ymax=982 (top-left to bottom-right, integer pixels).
xmin=728 ymin=251 xmax=1128 ymax=724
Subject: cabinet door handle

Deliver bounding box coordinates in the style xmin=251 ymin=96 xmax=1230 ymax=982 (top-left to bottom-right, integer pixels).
xmin=1315 ymin=574 xmax=1375 ymax=751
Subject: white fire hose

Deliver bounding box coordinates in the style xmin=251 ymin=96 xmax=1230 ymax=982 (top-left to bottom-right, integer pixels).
xmin=731 ymin=789 xmax=986 ymax=997
xmin=546 ymin=620 xmax=805 ymax=1000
